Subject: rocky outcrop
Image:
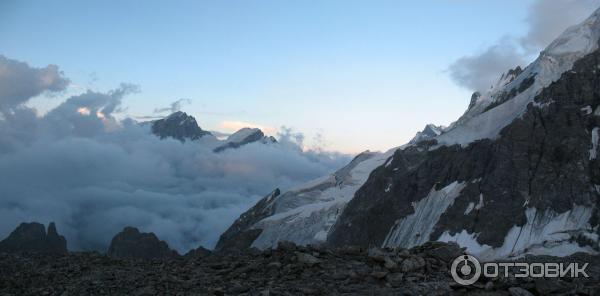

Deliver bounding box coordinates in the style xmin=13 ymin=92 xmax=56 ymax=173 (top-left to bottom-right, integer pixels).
xmin=467 ymin=92 xmax=481 ymax=111
xmin=1 ymin=242 xmax=598 ymax=295
xmin=150 ymin=111 xmax=212 ymax=141
xmin=107 ymin=227 xmax=178 ymax=260
xmin=0 ymin=222 xmax=67 ymax=253
xmin=409 ymin=124 xmax=443 ymax=144
xmin=184 ymin=246 xmax=211 ymax=258
xmin=213 ymin=127 xmax=276 ymax=152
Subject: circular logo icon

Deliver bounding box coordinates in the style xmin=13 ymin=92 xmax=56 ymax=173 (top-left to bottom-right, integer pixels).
xmin=451 ymin=255 xmax=481 ymax=285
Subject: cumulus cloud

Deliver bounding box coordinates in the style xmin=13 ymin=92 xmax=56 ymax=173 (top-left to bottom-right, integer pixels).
xmin=448 ymin=0 xmax=600 ymax=92
xmin=0 ymin=55 xmax=69 ymax=111
xmin=153 ymin=98 xmax=191 ymax=114
xmin=448 ymin=38 xmax=526 ymax=92
xmin=219 ymin=120 xmax=276 ymax=134
xmin=0 ymin=56 xmax=351 ymax=253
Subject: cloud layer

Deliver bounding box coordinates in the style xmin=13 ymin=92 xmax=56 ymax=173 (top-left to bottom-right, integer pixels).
xmin=0 ymin=55 xmax=69 ymax=111
xmin=0 ymin=56 xmax=350 ymax=253
xmin=448 ymin=0 xmax=600 ymax=92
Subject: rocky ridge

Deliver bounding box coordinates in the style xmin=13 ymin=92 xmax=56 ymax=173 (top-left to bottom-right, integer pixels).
xmin=0 ymin=222 xmax=67 ymax=254
xmin=107 ymin=227 xmax=178 ymax=260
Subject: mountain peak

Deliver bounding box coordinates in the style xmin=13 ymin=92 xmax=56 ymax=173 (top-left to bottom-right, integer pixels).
xmin=214 ymin=127 xmax=276 ymax=152
xmin=409 ymin=124 xmax=443 ymax=144
xmin=437 ymin=7 xmax=600 ymax=147
xmin=151 ymin=111 xmax=212 ymax=141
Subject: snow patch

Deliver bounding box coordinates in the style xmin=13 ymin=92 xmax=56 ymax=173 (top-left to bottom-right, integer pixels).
xmin=475 ymin=194 xmax=484 ymax=210
xmin=464 ymin=203 xmax=475 ymax=215
xmin=590 ymin=127 xmax=599 ymax=160
xmin=382 ymin=181 xmax=466 ymax=248
xmin=226 ymin=127 xmax=261 ymax=143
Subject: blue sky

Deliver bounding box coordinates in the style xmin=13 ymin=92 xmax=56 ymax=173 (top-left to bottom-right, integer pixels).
xmin=0 ymin=0 xmax=540 ymax=153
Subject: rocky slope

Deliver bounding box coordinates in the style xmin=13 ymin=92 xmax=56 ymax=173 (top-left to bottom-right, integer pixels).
xmin=2 ymin=241 xmax=598 ymax=295
xmin=219 ymin=8 xmax=600 ymax=260
xmin=0 ymin=222 xmax=67 ymax=254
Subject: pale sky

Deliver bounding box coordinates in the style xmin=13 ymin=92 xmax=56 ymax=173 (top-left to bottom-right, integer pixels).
xmin=0 ymin=0 xmax=556 ymax=153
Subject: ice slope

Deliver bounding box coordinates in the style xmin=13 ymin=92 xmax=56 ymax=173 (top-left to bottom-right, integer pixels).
xmin=382 ymin=181 xmax=467 ymax=249
xmin=438 ymin=205 xmax=597 ymax=261
xmin=250 ymin=148 xmax=399 ymax=248
xmin=436 ymin=8 xmax=600 ymax=146
xmin=226 ymin=128 xmax=262 ymax=144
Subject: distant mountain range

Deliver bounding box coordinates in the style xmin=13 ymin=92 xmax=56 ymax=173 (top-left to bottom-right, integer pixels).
xmin=148 ymin=111 xmax=276 ymax=152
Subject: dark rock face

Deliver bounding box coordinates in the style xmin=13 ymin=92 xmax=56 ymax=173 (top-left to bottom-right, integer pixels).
xmin=468 ymin=92 xmax=481 ymax=110
xmin=150 ymin=111 xmax=211 ymax=141
xmin=213 ymin=128 xmax=277 ymax=153
xmin=328 ymin=45 xmax=600 ymax=252
xmin=0 ymin=222 xmax=67 ymax=253
xmin=107 ymin=227 xmax=178 ymax=259
xmin=215 ymin=189 xmax=280 ymax=252
xmin=1 ymin=242 xmax=598 ymax=295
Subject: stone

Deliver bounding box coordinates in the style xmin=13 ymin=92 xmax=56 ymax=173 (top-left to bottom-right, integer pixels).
xmin=383 ymin=256 xmax=398 ymax=270
xmin=424 ymin=242 xmax=463 ymax=263
xmin=277 ymin=240 xmax=297 ymax=252
xmin=367 ymin=248 xmax=386 ymax=262
xmin=295 ymin=252 xmax=320 ymax=266
xmin=400 ymin=256 xmax=425 ymax=272
xmin=508 ymin=287 xmax=534 ymax=296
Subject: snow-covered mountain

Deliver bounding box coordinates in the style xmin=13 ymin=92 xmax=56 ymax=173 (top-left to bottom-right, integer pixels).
xmin=149 ymin=111 xmax=275 ymax=152
xmin=217 ymin=8 xmax=600 ymax=260
xmin=214 ymin=128 xmax=277 ymax=153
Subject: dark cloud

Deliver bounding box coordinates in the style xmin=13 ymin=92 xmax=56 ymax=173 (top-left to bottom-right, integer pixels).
xmin=0 ymin=57 xmax=350 ymax=253
xmin=0 ymin=56 xmax=69 ymax=111
xmin=448 ymin=38 xmax=526 ymax=92
xmin=520 ymin=0 xmax=600 ymax=52
xmin=448 ymin=0 xmax=600 ymax=92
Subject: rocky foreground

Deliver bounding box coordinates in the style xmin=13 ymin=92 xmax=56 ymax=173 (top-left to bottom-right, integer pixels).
xmin=0 ymin=242 xmax=599 ymax=296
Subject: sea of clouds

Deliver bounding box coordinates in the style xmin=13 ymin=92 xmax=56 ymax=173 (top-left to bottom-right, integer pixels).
xmin=0 ymin=55 xmax=351 ymax=253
